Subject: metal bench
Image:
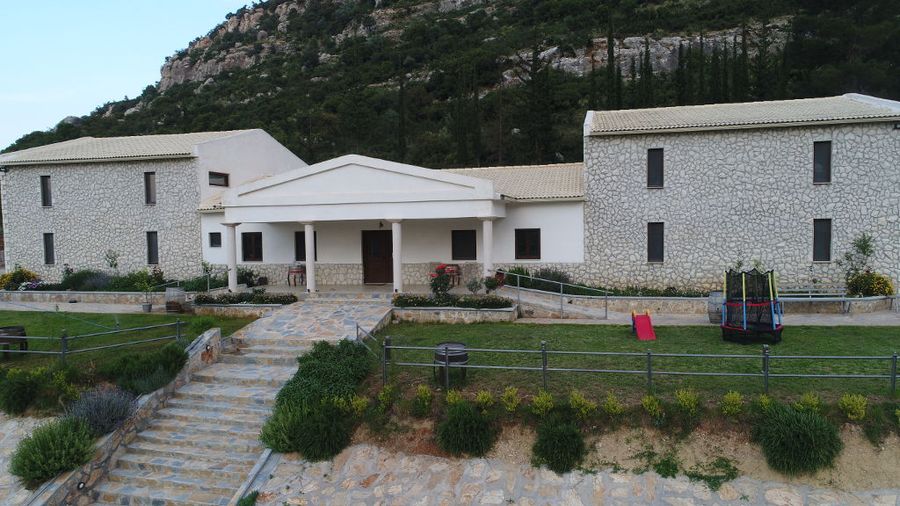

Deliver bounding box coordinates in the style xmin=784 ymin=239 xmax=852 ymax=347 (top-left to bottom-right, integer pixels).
xmin=779 ymin=285 xmax=849 ymax=312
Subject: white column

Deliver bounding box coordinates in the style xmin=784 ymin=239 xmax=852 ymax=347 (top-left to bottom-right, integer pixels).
xmin=391 ymin=220 xmax=403 ymax=293
xmin=304 ymin=223 xmax=316 ymax=293
xmin=224 ymin=223 xmax=239 ymax=292
xmin=482 ymin=218 xmax=494 ymax=277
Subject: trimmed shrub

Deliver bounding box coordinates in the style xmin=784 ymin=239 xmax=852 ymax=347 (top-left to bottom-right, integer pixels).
xmin=793 ymin=392 xmax=821 ymax=414
xmin=259 ymin=402 xmax=352 ymax=460
xmin=532 ymin=417 xmax=586 ymax=474
xmin=602 ymin=393 xmax=625 ymax=418
xmin=194 ymin=292 xmax=298 ymax=305
xmin=838 ymin=394 xmax=867 ymax=421
xmin=377 ymin=384 xmax=397 ymax=414
xmin=721 ymin=391 xmax=744 ymax=418
xmin=847 ymin=271 xmax=895 ymax=297
xmin=569 ymin=390 xmax=597 ymax=421
xmin=675 ymin=389 xmax=700 ymax=418
xmin=0 ymin=368 xmax=44 ymax=415
xmin=9 ymin=418 xmax=94 ymax=489
xmin=501 ymin=387 xmax=520 ymax=414
xmin=436 ymin=402 xmax=496 ymax=457
xmin=66 ymin=386 xmax=136 ymax=437
xmin=642 ymin=395 xmax=665 ymax=426
xmin=445 ymin=389 xmax=464 ymax=406
xmin=752 ymin=405 xmax=843 ymax=475
xmin=530 ymin=390 xmax=554 ymax=417
xmin=411 ymin=385 xmax=433 ymax=418
xmin=391 ymin=293 xmax=514 ymax=309
xmin=474 ymin=390 xmax=495 ymax=414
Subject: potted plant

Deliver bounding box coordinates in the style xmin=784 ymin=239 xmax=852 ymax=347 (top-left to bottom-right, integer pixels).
xmin=137 ymin=279 xmax=154 ymax=312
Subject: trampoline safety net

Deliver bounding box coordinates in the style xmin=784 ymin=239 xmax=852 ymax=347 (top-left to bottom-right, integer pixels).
xmin=721 ymin=269 xmax=783 ymax=344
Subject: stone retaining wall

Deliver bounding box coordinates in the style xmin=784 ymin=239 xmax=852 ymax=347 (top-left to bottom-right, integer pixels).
xmin=0 ymin=290 xmax=171 ymax=306
xmin=392 ymin=306 xmax=517 ymax=324
xmin=194 ymin=304 xmax=282 ymax=318
xmin=26 ymin=328 xmax=228 ymax=506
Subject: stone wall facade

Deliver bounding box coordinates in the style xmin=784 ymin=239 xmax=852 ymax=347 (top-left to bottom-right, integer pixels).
xmin=0 ymin=160 xmax=204 ymax=282
xmin=391 ymin=306 xmax=518 ymax=324
xmin=581 ymin=122 xmax=900 ymax=290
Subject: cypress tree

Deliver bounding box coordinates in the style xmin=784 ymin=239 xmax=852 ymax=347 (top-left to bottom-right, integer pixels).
xmin=685 ymin=42 xmax=694 ymax=104
xmin=628 ymin=55 xmax=637 ymax=107
xmin=397 ymin=73 xmax=407 ymax=162
xmin=675 ymin=41 xmax=686 ymax=105
xmin=737 ymin=24 xmax=750 ymax=101
xmin=753 ymin=20 xmax=771 ymax=100
xmin=710 ymin=43 xmax=722 ymax=103
xmin=614 ymin=58 xmax=623 ymax=109
xmin=721 ymin=39 xmax=730 ymax=102
xmin=697 ymin=34 xmax=706 ymax=103
xmin=605 ymin=24 xmax=616 ymax=109
xmin=589 ymin=58 xmax=599 ymax=111
xmin=641 ymin=37 xmax=653 ymax=107
xmin=470 ymin=70 xmax=482 ymax=166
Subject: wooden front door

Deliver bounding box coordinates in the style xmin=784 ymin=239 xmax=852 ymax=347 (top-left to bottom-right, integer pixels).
xmin=362 ymin=230 xmax=393 ymax=284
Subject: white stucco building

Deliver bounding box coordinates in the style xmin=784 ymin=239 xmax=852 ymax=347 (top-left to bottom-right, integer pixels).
xmin=1 ymin=93 xmax=898 ymax=292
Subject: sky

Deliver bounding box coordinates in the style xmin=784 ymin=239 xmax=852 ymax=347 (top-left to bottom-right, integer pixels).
xmin=0 ymin=0 xmax=251 ymax=149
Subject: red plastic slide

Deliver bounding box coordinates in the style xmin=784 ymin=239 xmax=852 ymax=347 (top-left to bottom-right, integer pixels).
xmin=631 ymin=311 xmax=657 ymax=341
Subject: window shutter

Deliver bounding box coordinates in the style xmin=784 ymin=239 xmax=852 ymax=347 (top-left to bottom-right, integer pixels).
xmin=647 ymin=149 xmax=664 ymax=188
xmin=813 ymin=219 xmax=832 ymax=261
xmin=647 ymin=223 xmax=664 ymax=262
xmin=813 ymin=141 xmax=831 ymax=183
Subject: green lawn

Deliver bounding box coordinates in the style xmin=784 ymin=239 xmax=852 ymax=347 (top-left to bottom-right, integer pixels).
xmin=377 ymin=323 xmax=900 ymax=402
xmin=0 ymin=310 xmax=254 ymax=372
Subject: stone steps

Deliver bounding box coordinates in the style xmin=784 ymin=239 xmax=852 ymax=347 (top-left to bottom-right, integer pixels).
xmin=237 ymin=343 xmax=310 ymax=357
xmin=107 ymin=468 xmax=238 ymax=496
xmin=134 ymin=429 xmax=264 ymax=453
xmin=173 ymin=382 xmax=279 ymax=407
xmin=234 ymin=335 xmax=314 ymax=347
xmin=219 ymin=351 xmax=298 ymax=366
xmin=146 ymin=419 xmax=262 ymax=440
xmin=125 ymin=440 xmax=260 ymax=465
xmin=164 ymin=397 xmax=274 ymax=417
xmin=92 ymin=480 xmax=230 ymax=506
xmin=156 ymin=406 xmax=270 ymax=426
xmin=190 ymin=363 xmax=295 ymax=387
xmin=114 ymin=453 xmax=252 ymax=482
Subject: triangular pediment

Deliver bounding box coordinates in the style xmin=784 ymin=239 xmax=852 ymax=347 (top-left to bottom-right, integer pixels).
xmin=225 ymin=155 xmax=496 ymax=206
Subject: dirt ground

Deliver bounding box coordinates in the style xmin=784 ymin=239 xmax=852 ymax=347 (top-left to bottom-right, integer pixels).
xmin=355 ymin=417 xmax=900 ymax=492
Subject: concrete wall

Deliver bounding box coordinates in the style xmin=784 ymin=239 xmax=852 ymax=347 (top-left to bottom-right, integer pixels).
xmin=581 ymin=122 xmax=900 ymax=290
xmin=0 ymin=159 xmax=203 ymax=281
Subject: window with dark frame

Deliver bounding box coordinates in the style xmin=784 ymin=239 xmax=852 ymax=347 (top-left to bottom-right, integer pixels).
xmin=813 ymin=141 xmax=832 ymax=184
xmin=294 ymin=231 xmax=318 ymax=261
xmin=647 ymin=148 xmax=664 ymax=188
xmin=146 ymin=231 xmax=159 ymax=265
xmin=43 ymin=233 xmax=55 ymax=265
xmin=40 ymin=175 xmax=52 ymax=207
xmin=209 ymin=172 xmax=230 ymax=187
xmin=209 ymin=232 xmax=222 ymax=248
xmin=451 ymin=230 xmax=477 ymax=260
xmin=144 ymin=172 xmax=157 ymax=205
xmin=813 ymin=219 xmax=832 ymax=262
xmin=242 ymin=232 xmax=263 ymax=262
xmin=514 ymin=229 xmax=541 ymax=260
xmin=647 ymin=222 xmax=664 ymax=263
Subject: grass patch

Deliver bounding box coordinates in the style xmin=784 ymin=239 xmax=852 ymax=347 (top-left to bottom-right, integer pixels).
xmin=379 ymin=323 xmax=899 ymax=400
xmin=0 ymin=310 xmax=253 ymax=374
xmin=685 ymin=457 xmax=740 ymax=491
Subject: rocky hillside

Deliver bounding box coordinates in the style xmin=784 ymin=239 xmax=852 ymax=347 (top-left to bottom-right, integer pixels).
xmin=5 ymin=0 xmax=898 ymax=168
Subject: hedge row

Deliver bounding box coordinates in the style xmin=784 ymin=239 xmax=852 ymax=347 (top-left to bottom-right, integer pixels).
xmin=391 ymin=293 xmax=514 ymax=309
xmin=193 ymin=292 xmax=298 ymax=305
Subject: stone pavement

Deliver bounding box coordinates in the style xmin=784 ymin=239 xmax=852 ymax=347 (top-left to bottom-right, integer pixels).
xmin=0 ymin=300 xmax=151 ymax=314
xmin=87 ymin=299 xmax=390 ymax=506
xmin=0 ymin=414 xmax=45 ymax=505
xmin=254 ymin=444 xmax=900 ymax=506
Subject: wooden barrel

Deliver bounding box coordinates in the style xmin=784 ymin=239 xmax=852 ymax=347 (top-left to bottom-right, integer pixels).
xmin=707 ymin=291 xmax=724 ymax=324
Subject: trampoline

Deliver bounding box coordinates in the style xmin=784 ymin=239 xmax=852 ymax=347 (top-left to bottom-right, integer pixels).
xmin=721 ymin=269 xmax=783 ymax=344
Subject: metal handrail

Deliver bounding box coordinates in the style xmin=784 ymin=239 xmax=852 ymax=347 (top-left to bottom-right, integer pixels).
xmin=497 ymin=269 xmax=610 ymax=319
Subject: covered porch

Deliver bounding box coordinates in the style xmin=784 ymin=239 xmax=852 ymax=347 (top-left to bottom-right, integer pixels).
xmin=214 ymin=155 xmax=505 ymax=293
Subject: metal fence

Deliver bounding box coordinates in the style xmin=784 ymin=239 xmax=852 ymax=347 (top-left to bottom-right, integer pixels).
xmin=378 ymin=338 xmax=899 ymax=395
xmin=0 ymin=320 xmax=185 ymax=364
xmin=497 ymin=269 xmax=610 ymax=319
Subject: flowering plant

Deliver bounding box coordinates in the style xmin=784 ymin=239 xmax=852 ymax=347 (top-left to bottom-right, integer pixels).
xmin=429 ymin=264 xmax=451 ymax=302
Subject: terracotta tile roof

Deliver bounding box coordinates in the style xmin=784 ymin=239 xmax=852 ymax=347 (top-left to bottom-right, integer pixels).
xmin=587 ymin=94 xmax=900 ymax=136
xmin=446 ymin=163 xmax=583 ymax=200
xmin=0 ymin=130 xmax=255 ymax=166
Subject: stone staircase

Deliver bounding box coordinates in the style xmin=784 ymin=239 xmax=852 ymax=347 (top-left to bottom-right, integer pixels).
xmin=88 ymin=300 xmax=391 ymax=506
xmin=90 ymin=337 xmax=306 ymax=505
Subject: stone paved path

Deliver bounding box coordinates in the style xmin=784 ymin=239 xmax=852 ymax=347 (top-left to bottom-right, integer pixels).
xmin=88 ymin=299 xmax=390 ymax=506
xmin=254 ymin=444 xmax=900 ymax=506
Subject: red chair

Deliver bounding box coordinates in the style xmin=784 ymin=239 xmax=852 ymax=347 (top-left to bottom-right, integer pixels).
xmin=444 ymin=264 xmax=461 ymax=287
xmin=287 ymin=265 xmax=306 ymax=287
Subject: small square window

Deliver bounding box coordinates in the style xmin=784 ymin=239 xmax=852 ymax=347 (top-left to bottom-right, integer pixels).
xmin=515 ymin=229 xmax=541 ymax=260
xmin=209 ymin=172 xmax=230 ymax=187
xmin=451 ymin=230 xmax=477 ymax=260
xmin=209 ymin=232 xmax=222 ymax=248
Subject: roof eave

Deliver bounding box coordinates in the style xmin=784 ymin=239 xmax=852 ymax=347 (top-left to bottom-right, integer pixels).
xmin=0 ymin=153 xmax=197 ymax=167
xmin=501 ymin=196 xmax=585 ymax=203
xmin=587 ymin=116 xmax=900 ymax=137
